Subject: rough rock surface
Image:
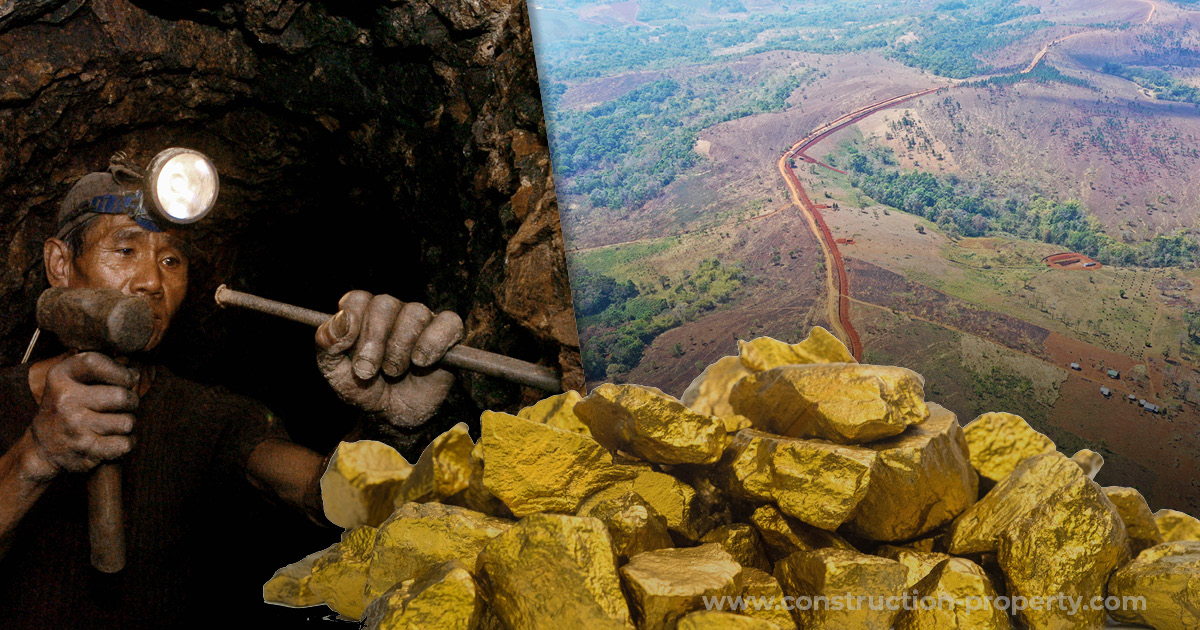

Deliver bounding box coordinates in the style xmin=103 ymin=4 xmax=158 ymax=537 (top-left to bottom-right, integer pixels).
xmin=360 ymin=560 xmax=483 ymax=630
xmin=620 ymin=544 xmax=743 ymax=630
xmin=893 ymin=558 xmax=1011 ymax=630
xmin=718 ymin=428 xmax=876 ymax=529
xmin=961 ymin=412 xmax=1056 ymax=485
xmin=476 ymin=513 xmax=634 ymax=630
xmin=842 ymin=403 xmax=978 ymax=542
xmin=477 ymin=410 xmax=637 ymax=516
xmin=1104 ymin=486 xmax=1164 ymax=555
xmin=366 ymin=502 xmax=511 ymax=603
xmin=1107 ymin=541 xmax=1200 ymax=630
xmin=730 ymin=363 xmax=928 ymax=443
xmin=773 ymin=547 xmax=906 ymax=630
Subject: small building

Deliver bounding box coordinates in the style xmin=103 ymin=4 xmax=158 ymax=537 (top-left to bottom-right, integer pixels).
xmin=1084 ymin=262 xmax=1097 ymax=267
xmin=1107 ymin=369 xmax=1120 ymax=379
xmin=1070 ymin=362 xmax=1081 ymax=371
xmin=1100 ymin=387 xmax=1111 ymax=397
xmin=1127 ymin=394 xmax=1138 ymax=402
xmin=1144 ymin=404 xmax=1160 ymax=414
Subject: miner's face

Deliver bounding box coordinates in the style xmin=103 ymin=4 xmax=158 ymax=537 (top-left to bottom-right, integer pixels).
xmin=60 ymin=213 xmax=189 ymax=351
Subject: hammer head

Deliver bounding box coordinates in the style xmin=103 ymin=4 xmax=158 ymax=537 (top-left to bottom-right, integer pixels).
xmin=36 ymin=287 xmax=154 ymax=355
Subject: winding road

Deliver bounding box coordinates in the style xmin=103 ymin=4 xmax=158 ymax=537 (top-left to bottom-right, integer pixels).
xmin=778 ymin=87 xmax=944 ymax=360
xmin=778 ymin=0 xmax=1157 ymax=360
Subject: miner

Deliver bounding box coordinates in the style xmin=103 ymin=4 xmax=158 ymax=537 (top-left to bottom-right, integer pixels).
xmin=0 ymin=159 xmax=464 ymax=627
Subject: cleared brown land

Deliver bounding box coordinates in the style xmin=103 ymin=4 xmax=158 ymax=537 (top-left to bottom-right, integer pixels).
xmin=1045 ymin=252 xmax=1103 ymax=270
xmin=846 ymin=258 xmax=1052 ymax=358
xmin=560 ymin=70 xmax=665 ymax=111
xmin=1049 ymin=373 xmax=1200 ymax=512
xmin=622 ymin=210 xmax=827 ymax=395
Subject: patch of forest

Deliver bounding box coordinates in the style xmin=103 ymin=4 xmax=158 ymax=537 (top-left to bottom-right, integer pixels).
xmin=536 ymin=0 xmax=1049 ymax=81
xmin=571 ymin=258 xmax=746 ymax=380
xmin=964 ymin=63 xmax=1095 ymax=90
xmin=1101 ymin=62 xmax=1200 ymax=108
xmin=847 ymin=150 xmax=1200 ymax=267
xmin=548 ymin=67 xmax=814 ymax=210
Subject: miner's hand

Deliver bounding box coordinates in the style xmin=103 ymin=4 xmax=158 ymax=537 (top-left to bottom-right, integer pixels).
xmin=28 ymin=352 xmax=140 ymax=475
xmin=315 ymin=290 xmax=463 ymax=428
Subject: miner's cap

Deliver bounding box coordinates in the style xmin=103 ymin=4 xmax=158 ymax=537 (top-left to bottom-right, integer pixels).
xmin=55 ymin=170 xmax=156 ymax=240
xmin=54 ymin=149 xmax=219 ymax=241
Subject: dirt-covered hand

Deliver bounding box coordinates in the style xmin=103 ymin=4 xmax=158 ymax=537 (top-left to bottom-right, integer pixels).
xmin=29 ymin=352 xmax=140 ymax=475
xmin=315 ymin=290 xmax=463 ymax=428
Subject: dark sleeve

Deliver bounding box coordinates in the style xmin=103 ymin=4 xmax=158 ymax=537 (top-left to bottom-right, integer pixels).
xmin=210 ymin=390 xmax=291 ymax=479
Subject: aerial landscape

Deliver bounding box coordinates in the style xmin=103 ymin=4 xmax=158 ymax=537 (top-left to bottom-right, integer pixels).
xmin=529 ymin=0 xmax=1200 ymax=513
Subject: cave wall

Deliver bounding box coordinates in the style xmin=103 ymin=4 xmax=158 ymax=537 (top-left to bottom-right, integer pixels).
xmin=0 ymin=0 xmax=581 ymax=450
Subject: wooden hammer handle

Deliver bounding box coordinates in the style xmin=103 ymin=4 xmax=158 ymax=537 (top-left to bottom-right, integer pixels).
xmin=88 ymin=462 xmax=125 ymax=573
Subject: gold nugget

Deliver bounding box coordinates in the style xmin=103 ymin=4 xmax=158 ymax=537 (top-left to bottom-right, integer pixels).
xmin=575 ymin=383 xmax=727 ymax=465
xmin=476 ymin=514 xmax=634 ymax=630
xmin=719 ymin=429 xmax=876 ymax=529
xmin=360 ymin=560 xmax=483 ymax=630
xmin=1107 ymin=541 xmax=1200 ymax=630
xmin=477 ymin=411 xmax=637 ymax=516
xmin=842 ymin=403 xmax=977 ymax=542
xmin=730 ymin=363 xmax=927 ymax=443
xmin=620 ymin=543 xmax=743 ymax=630
xmin=320 ymin=440 xmax=412 ymax=529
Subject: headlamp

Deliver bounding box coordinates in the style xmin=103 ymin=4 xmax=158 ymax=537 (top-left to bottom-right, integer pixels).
xmin=144 ymin=148 xmax=219 ymax=225
xmin=77 ymin=148 xmax=220 ymax=233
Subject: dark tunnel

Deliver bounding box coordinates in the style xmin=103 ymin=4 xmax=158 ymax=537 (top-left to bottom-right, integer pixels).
xmin=0 ymin=0 xmax=579 ymax=623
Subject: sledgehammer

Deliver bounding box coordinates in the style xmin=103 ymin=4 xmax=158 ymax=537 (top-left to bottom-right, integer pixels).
xmin=36 ymin=287 xmax=154 ymax=573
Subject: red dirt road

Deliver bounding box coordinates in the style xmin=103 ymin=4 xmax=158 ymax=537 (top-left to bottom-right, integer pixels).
xmin=778 ymin=86 xmax=945 ymax=360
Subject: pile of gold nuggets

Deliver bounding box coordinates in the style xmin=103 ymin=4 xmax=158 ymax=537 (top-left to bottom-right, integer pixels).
xmin=264 ymin=328 xmax=1200 ymax=630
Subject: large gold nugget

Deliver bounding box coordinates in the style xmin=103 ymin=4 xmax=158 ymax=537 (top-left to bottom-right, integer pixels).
xmin=620 ymin=543 xmax=744 ymax=630
xmin=738 ymin=327 xmax=855 ymax=372
xmin=579 ymin=469 xmax=710 ymax=541
xmin=738 ymin=567 xmax=797 ymax=629
xmin=478 ymin=411 xmax=637 ymax=516
xmin=321 ymin=440 xmax=413 ymax=529
xmin=749 ymin=505 xmax=855 ymax=561
xmin=681 ymin=355 xmax=753 ymax=418
xmin=393 ymin=423 xmax=473 ymax=505
xmin=994 ymin=469 xmax=1129 ymax=630
xmin=578 ymin=491 xmax=674 ymax=564
xmin=719 ymin=429 xmax=876 ymax=530
xmin=894 ymin=558 xmax=1011 ymax=630
xmin=1107 ymin=541 xmax=1200 ymax=630
xmin=947 ymin=452 xmax=1082 ymax=555
xmin=843 ymin=404 xmax=978 ymax=541
xmin=701 ymin=524 xmax=771 ymax=572
xmin=677 ymin=611 xmax=783 ymax=630
xmin=873 ymin=546 xmax=952 ymax=589
xmin=1069 ymin=449 xmax=1103 ymax=480
xmin=730 ymin=364 xmax=927 ymax=444
xmin=308 ymin=525 xmax=379 ymax=620
xmin=1155 ymin=508 xmax=1200 ymax=542
xmin=367 ymin=502 xmax=511 ymax=603
xmin=263 ymin=544 xmax=336 ymax=608
xmin=961 ymin=412 xmax=1056 ymax=485
xmin=476 ymin=514 xmax=634 ymax=630
xmin=461 ymin=442 xmax=512 ymax=518
xmin=1104 ymin=487 xmax=1163 ymax=554
xmin=518 ymin=390 xmax=591 ymax=436
xmin=773 ymin=548 xmax=906 ymax=630
xmin=361 ymin=560 xmax=483 ymax=630
xmin=575 ymin=384 xmax=727 ymax=465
